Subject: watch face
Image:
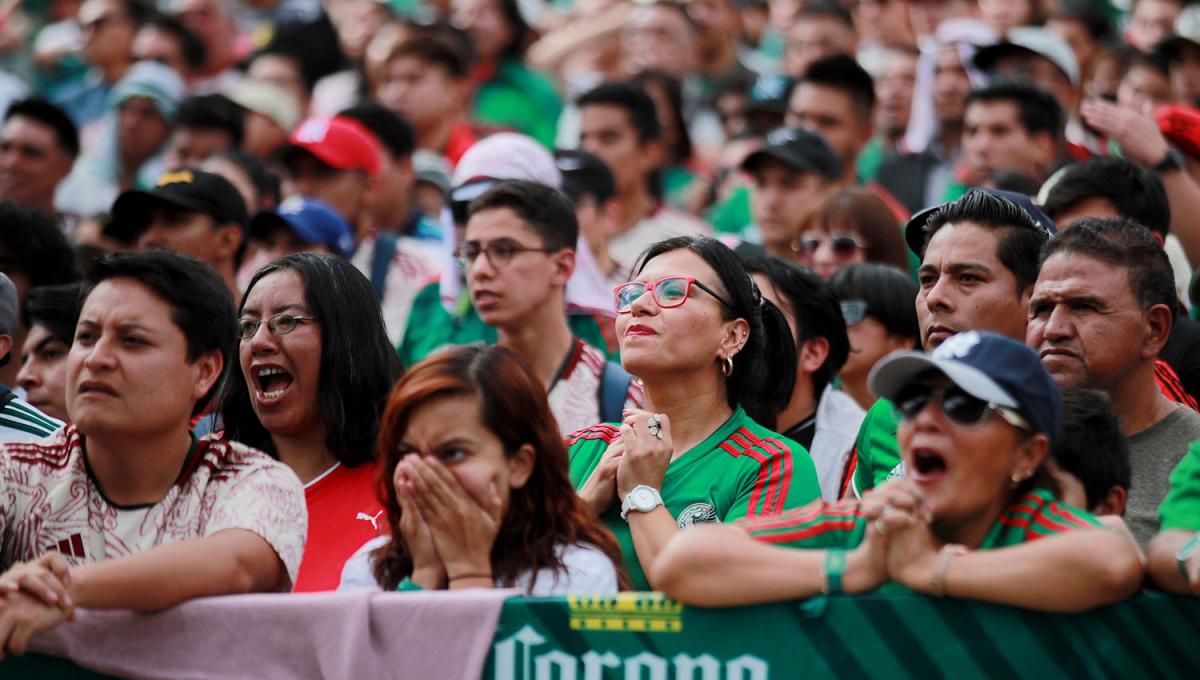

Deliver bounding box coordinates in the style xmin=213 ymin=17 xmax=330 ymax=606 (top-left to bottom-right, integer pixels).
xmin=633 ymin=488 xmax=656 ymax=509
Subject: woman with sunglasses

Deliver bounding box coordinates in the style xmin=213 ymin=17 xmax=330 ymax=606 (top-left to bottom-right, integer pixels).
xmin=829 ymin=264 xmax=921 ymax=410
xmin=568 ymin=236 xmax=822 ymax=590
xmin=220 ymin=254 xmax=402 ymax=591
xmin=340 ymin=344 xmax=624 ymax=594
xmin=797 ymin=189 xmax=909 ymax=280
xmin=651 ymin=332 xmax=1144 ymax=611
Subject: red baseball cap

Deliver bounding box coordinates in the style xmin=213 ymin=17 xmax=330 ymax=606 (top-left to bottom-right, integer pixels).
xmin=280 ymin=116 xmax=383 ymax=177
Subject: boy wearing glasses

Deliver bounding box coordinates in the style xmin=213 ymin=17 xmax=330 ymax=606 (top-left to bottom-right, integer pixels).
xmin=0 ymin=252 xmax=305 ymax=656
xmin=461 ymin=180 xmax=642 ymax=435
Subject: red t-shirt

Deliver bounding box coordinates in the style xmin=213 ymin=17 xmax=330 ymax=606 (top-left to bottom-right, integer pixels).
xmin=292 ymin=462 xmax=384 ymax=592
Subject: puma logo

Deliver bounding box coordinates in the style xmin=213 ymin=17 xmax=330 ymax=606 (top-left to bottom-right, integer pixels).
xmin=356 ymin=510 xmax=383 ymax=531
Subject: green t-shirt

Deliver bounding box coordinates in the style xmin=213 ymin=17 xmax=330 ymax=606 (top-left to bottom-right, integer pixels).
xmin=1160 ymin=440 xmax=1200 ymax=531
xmin=473 ymin=59 xmax=562 ymax=149
xmin=742 ymin=488 xmax=1102 ymax=550
xmin=398 ymin=282 xmax=620 ymax=368
xmin=566 ymin=407 xmax=822 ymax=589
xmin=850 ymin=398 xmax=903 ymax=497
xmin=706 ymin=185 xmax=753 ymax=236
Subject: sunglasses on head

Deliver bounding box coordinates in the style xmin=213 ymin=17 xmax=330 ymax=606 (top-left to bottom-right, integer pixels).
xmin=797 ymin=234 xmax=865 ymax=258
xmin=840 ymin=299 xmax=869 ymax=326
xmin=893 ymin=382 xmax=1033 ymax=433
xmin=613 ymin=276 xmax=735 ymax=314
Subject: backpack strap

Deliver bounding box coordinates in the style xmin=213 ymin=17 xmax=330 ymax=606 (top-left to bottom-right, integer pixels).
xmin=371 ymin=234 xmax=399 ymax=301
xmin=599 ymin=361 xmax=634 ymax=424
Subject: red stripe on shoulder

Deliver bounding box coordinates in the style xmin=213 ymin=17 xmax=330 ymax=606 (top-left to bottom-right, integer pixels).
xmin=565 ymin=424 xmax=621 ymax=446
xmin=6 ymin=429 xmax=78 ymax=469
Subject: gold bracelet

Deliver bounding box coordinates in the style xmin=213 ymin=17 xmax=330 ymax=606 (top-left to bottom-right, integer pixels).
xmin=929 ymin=544 xmax=967 ymax=597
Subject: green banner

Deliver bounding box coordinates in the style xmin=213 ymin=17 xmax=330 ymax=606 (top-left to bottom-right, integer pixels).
xmin=485 ymin=592 xmax=1200 ymax=679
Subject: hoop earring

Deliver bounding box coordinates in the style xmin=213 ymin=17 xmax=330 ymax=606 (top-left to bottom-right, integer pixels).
xmin=721 ymin=355 xmax=734 ymax=377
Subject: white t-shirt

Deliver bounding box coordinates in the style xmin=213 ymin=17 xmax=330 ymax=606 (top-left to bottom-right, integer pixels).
xmin=338 ymin=535 xmax=619 ymax=595
xmin=0 ymin=425 xmax=308 ymax=589
xmin=548 ymin=339 xmax=644 ymax=436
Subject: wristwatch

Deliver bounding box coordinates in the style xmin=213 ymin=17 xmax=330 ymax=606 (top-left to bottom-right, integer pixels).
xmin=1153 ymin=146 xmax=1186 ymax=174
xmin=1175 ymin=532 xmax=1200 ymax=582
xmin=620 ymin=484 xmax=664 ymax=521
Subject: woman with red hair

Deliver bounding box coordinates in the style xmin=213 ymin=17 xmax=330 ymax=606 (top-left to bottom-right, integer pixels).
xmin=339 ymin=344 xmax=624 ymax=593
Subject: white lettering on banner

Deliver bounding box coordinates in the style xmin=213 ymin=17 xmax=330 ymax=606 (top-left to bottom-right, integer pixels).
xmin=625 ymin=652 xmax=668 ymax=680
xmin=536 ymin=651 xmax=577 ymax=680
xmin=492 ymin=625 xmax=771 ymax=679
xmin=582 ymin=651 xmax=621 ymax=680
xmin=727 ymin=655 xmax=769 ymax=680
xmin=672 ymin=653 xmax=720 ymax=680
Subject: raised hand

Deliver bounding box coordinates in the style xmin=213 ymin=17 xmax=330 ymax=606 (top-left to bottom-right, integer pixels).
xmin=615 ymin=410 xmax=673 ymax=499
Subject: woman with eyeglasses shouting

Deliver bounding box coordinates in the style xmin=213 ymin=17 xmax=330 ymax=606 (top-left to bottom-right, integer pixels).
xmin=220 ymin=253 xmax=402 ymax=591
xmin=567 ymin=236 xmax=823 ymax=590
xmin=651 ymin=332 xmax=1144 ymax=611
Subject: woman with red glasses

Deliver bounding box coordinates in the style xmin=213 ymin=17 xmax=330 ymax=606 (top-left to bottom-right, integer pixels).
xmin=567 ymin=236 xmax=822 ymax=590
xmin=651 ymin=332 xmax=1144 ymax=611
xmin=796 ymin=188 xmax=909 ymax=280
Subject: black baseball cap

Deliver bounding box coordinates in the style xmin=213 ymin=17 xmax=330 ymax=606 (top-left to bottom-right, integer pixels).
xmin=555 ymin=149 xmax=615 ymax=205
xmin=740 ymin=127 xmax=842 ymax=180
xmin=108 ymin=168 xmax=249 ymax=242
xmin=903 ymin=188 xmax=1058 ymax=256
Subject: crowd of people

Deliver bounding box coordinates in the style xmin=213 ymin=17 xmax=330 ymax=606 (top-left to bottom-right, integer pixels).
xmin=0 ymin=0 xmax=1195 ymax=662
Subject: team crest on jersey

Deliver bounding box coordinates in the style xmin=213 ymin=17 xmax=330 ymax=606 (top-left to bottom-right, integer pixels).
xmin=676 ymin=502 xmax=718 ymax=528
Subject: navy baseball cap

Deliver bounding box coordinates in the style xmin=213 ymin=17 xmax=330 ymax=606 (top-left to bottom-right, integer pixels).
xmin=903 ymin=188 xmax=1057 ymax=256
xmin=250 ymin=196 xmax=356 ymax=258
xmin=109 ymin=168 xmax=249 ymax=243
xmin=869 ymin=330 xmax=1062 ymax=442
xmin=741 ymin=127 xmax=842 ymax=181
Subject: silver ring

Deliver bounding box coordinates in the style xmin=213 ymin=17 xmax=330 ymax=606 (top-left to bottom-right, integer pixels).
xmin=646 ymin=415 xmax=663 ymax=439
xmin=873 ymin=518 xmax=887 ymax=535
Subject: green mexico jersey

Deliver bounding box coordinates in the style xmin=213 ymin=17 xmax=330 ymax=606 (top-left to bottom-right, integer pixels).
xmin=851 ymin=398 xmax=903 ymax=497
xmin=566 ymin=407 xmax=821 ymax=590
xmin=398 ymin=282 xmax=620 ymax=368
xmin=1160 ymin=441 xmax=1200 ymax=531
xmin=742 ymin=488 xmax=1102 ymax=551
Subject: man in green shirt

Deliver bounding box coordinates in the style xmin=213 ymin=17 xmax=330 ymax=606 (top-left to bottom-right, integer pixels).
xmin=850 ymin=189 xmax=1054 ymax=497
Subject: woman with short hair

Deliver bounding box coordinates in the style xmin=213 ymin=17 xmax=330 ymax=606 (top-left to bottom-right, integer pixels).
xmin=829 ymin=263 xmax=921 ymax=410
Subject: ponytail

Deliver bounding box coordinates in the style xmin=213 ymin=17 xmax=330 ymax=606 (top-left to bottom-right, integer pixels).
xmin=634 ymin=237 xmax=798 ymax=430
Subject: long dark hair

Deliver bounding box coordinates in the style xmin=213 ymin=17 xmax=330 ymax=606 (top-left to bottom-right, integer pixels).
xmin=219 ymin=253 xmax=401 ymax=466
xmin=373 ymin=345 xmax=627 ymax=590
xmin=633 ymin=237 xmax=798 ymax=429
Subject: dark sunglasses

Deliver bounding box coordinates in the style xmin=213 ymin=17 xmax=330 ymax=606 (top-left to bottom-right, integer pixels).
xmin=797 ymin=234 xmax=865 ymax=258
xmin=613 ymin=276 xmax=735 ymax=314
xmin=893 ymin=383 xmax=1033 ymax=433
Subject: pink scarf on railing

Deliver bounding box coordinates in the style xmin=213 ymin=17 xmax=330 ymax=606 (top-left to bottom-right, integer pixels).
xmin=30 ymin=589 xmax=513 ymax=680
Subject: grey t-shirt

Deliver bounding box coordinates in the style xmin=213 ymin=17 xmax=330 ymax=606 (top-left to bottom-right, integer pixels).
xmin=1126 ymin=406 xmax=1200 ymax=546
